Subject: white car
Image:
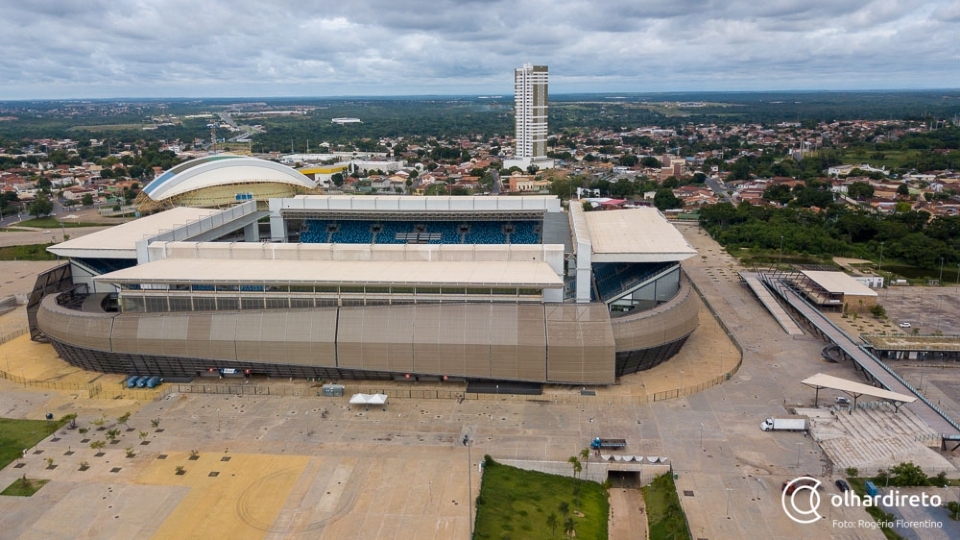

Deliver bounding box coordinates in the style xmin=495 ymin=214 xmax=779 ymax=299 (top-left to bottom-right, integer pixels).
xmin=899 ymin=322 xmax=911 ymax=328
xmin=835 ymin=396 xmax=851 ymax=405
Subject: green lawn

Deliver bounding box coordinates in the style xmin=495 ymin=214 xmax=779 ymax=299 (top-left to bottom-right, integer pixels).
xmin=1 ymin=477 xmax=49 ymax=497
xmin=474 ymin=457 xmax=609 ymax=540
xmin=0 ymin=417 xmax=65 ymax=471
xmin=16 ymin=217 xmax=106 ymax=228
xmin=0 ymin=244 xmax=58 ymax=261
xmin=642 ymin=472 xmax=690 ymax=540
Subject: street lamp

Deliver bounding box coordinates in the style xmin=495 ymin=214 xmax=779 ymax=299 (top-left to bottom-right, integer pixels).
xmin=940 ymin=257 xmax=944 ymax=284
xmin=796 ymin=442 xmax=803 ymax=467
xmin=464 ymin=435 xmax=474 ymax=536
xmin=725 ymin=487 xmax=734 ymax=518
xmin=879 ymin=242 xmax=885 ymax=274
xmin=677 ymin=370 xmax=684 ymax=396
xmin=398 ymin=413 xmax=402 ymax=437
xmin=217 ymin=408 xmax=221 ymax=432
xmin=699 ymin=422 xmax=704 ymax=449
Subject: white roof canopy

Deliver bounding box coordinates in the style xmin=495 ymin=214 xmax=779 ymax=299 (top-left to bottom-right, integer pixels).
xmin=582 ymin=208 xmax=696 ymax=263
xmin=349 ymin=393 xmax=388 ymax=405
xmin=801 ymin=373 xmax=916 ymax=403
xmin=800 ymin=271 xmax=878 ymax=297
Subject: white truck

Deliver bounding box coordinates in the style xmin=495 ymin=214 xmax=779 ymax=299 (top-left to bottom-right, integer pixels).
xmin=760 ymin=415 xmax=808 ymax=432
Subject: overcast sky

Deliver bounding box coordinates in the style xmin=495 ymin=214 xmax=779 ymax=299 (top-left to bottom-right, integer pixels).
xmin=2 ymin=0 xmax=959 ymax=100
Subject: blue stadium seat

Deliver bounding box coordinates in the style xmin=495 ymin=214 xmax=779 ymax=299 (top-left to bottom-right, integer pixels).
xmin=592 ymin=262 xmax=677 ymax=302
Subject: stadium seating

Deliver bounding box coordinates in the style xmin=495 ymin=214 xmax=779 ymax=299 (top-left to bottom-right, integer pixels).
xmin=463 ymin=221 xmax=507 ymax=244
xmin=301 ymin=219 xmax=543 ymax=245
xmin=593 ymin=262 xmax=677 ymax=302
xmin=509 ymin=221 xmax=540 ymax=244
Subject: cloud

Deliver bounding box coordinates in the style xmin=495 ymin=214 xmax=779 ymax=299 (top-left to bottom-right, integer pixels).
xmin=0 ymin=0 xmax=957 ymax=99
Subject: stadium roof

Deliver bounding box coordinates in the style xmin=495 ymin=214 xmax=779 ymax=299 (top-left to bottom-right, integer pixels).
xmin=800 ymin=271 xmax=878 ymax=297
xmin=275 ymin=194 xmax=562 ymax=218
xmin=583 ymin=208 xmax=697 ymax=263
xmin=142 ymin=155 xmax=315 ymax=201
xmin=47 ymin=207 xmax=219 ymax=259
xmin=95 ymin=258 xmax=564 ymax=289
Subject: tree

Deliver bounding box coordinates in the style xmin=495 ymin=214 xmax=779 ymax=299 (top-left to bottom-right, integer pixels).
xmin=847 ymin=181 xmax=874 ymax=200
xmin=897 ymin=183 xmax=910 ymax=197
xmin=331 ymin=173 xmax=344 ymax=187
xmin=579 ymin=448 xmax=590 ymax=483
xmin=106 ymin=428 xmax=120 ymax=442
xmin=653 ymin=189 xmax=683 ymax=211
xmin=886 ymin=461 xmax=929 ymax=486
xmin=661 ymin=176 xmax=680 ymax=189
xmin=563 ymin=517 xmax=575 ymax=537
xmin=640 ymin=156 xmax=661 ymax=168
xmin=28 ymin=194 xmax=53 ymax=218
xmin=117 ymin=412 xmax=131 ymax=430
xmin=90 ymin=440 xmax=105 ymax=456
xmin=81 ymin=193 xmax=94 ymax=206
xmin=62 ymin=413 xmax=78 ymax=429
xmin=558 ymin=501 xmax=570 ymax=516
xmin=546 ymin=512 xmax=559 ymax=537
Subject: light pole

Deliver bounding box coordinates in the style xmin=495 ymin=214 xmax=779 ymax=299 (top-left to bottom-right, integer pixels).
xmin=677 ymin=370 xmax=684 ymax=396
xmin=940 ymin=257 xmax=944 ymax=284
xmin=725 ymin=487 xmax=734 ymax=518
xmin=920 ymin=361 xmax=926 ymax=392
xmin=878 ymin=242 xmax=884 ymax=274
xmin=464 ymin=435 xmax=473 ymax=537
xmin=217 ymin=408 xmax=221 ymax=432
xmin=398 ymin=413 xmax=402 ymax=437
xmin=699 ymin=422 xmax=704 ymax=449
xmin=796 ymin=442 xmax=803 ymax=467
xmin=778 ymin=235 xmax=784 ymax=268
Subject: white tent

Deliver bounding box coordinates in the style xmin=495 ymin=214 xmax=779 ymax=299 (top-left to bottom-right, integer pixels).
xmin=349 ymin=393 xmax=389 ymax=406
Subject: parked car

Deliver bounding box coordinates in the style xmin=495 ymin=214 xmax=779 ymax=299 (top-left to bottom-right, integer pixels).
xmin=835 ymin=396 xmax=851 ymax=405
xmin=899 ymin=322 xmax=911 ymax=328
xmin=835 ymin=479 xmax=850 ymax=492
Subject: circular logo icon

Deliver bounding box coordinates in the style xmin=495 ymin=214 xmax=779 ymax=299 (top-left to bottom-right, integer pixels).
xmin=781 ymin=476 xmax=823 ymax=524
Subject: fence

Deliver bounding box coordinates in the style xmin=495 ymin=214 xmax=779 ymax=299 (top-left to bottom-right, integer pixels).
xmin=0 ymin=325 xmax=29 ymax=346
xmin=0 ymin=368 xmax=103 ymax=399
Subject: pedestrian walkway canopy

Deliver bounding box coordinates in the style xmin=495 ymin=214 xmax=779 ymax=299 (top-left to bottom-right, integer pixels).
xmin=801 ymin=373 xmax=916 ymax=411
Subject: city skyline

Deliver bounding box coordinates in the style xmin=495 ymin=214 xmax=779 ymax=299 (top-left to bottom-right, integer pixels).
xmin=2 ymin=0 xmax=960 ymax=100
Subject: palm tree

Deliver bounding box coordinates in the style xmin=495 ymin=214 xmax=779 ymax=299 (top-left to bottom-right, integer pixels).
xmin=546 ymin=512 xmax=559 ymax=538
xmin=563 ymin=517 xmax=575 ymax=537
xmin=567 ymin=456 xmax=580 ymax=481
xmin=579 ymin=448 xmax=590 ymax=482
xmin=558 ymin=501 xmax=570 ymax=517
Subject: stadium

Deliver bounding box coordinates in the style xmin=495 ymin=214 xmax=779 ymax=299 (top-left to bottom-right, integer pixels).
xmin=30 ymin=158 xmax=700 ymax=389
xmin=133 ymin=154 xmax=317 ymax=212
